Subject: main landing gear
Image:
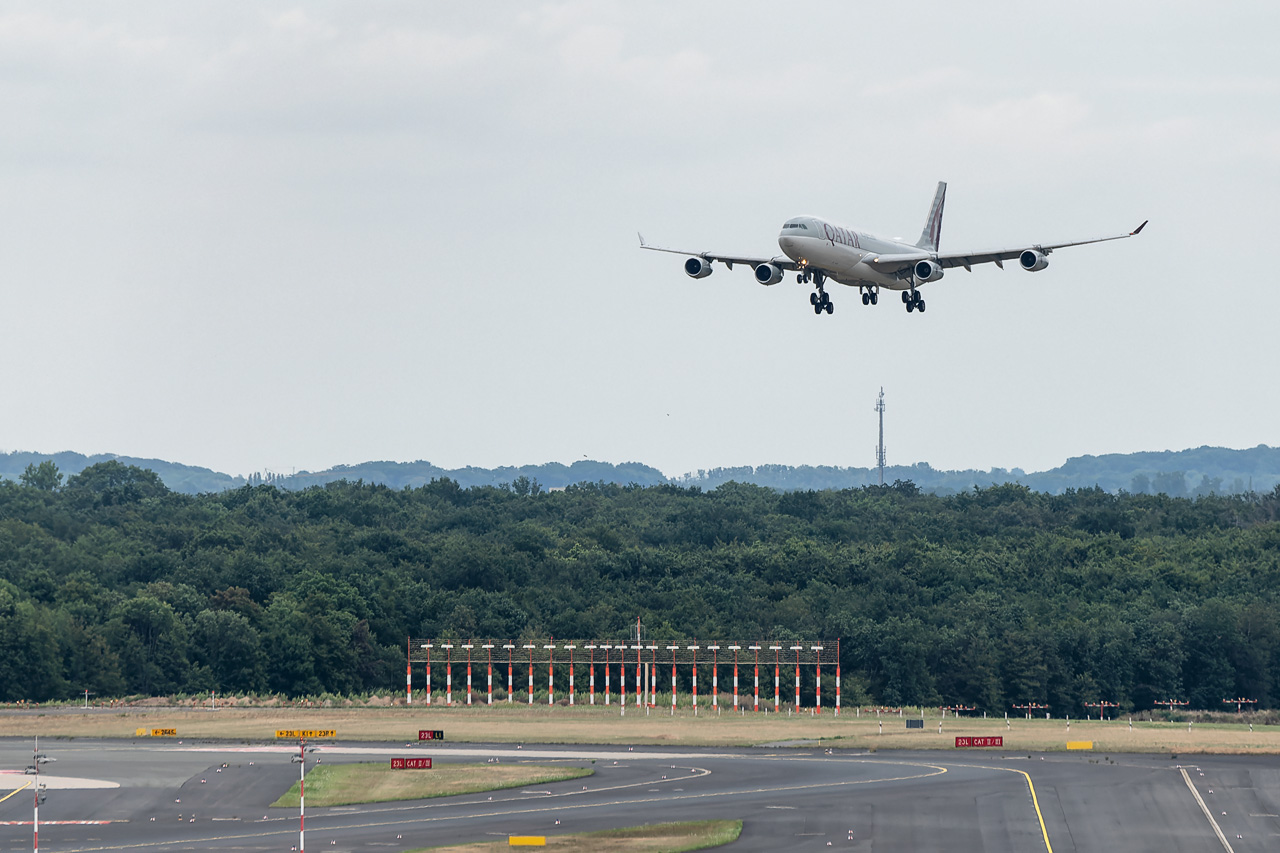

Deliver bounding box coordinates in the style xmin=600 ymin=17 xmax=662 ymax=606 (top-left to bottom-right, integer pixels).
xmin=902 ymin=289 xmax=926 ymax=313
xmin=801 ymin=270 xmax=833 ymax=315
xmin=860 ymin=287 xmax=879 ymax=306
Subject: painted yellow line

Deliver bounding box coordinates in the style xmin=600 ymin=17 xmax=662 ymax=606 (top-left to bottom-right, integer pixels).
xmin=1009 ymin=768 xmax=1054 ymax=853
xmin=0 ymin=780 xmax=32 ymax=804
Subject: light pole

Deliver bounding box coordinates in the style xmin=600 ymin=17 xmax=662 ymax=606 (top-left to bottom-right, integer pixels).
xmin=1012 ymin=702 xmax=1049 ymax=720
xmin=1154 ymin=699 xmax=1189 ymax=716
xmin=1084 ymin=700 xmax=1119 ymax=720
xmin=1222 ymin=698 xmax=1257 ymax=714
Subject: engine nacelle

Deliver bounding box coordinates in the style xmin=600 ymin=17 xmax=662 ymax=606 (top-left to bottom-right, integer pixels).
xmin=684 ymin=257 xmax=714 ymax=279
xmin=1019 ymin=250 xmax=1049 ymax=272
xmin=754 ymin=263 xmax=784 ymax=286
xmin=913 ymin=259 xmax=944 ymax=283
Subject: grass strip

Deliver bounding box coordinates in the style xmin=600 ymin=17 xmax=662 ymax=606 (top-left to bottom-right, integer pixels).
xmin=415 ymin=819 xmax=742 ymax=851
xmin=271 ymin=762 xmax=592 ymax=808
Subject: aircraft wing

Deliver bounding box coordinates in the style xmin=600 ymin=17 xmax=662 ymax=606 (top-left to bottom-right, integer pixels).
xmin=637 ymin=234 xmax=801 ymax=271
xmin=866 ymin=221 xmax=1148 ymax=272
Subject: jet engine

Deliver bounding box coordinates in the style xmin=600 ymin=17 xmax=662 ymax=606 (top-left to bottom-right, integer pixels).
xmin=684 ymin=257 xmax=714 ymax=279
xmin=913 ymin=259 xmax=944 ymax=282
xmin=1019 ymin=250 xmax=1049 ymax=272
xmin=754 ymin=263 xmax=785 ymax=285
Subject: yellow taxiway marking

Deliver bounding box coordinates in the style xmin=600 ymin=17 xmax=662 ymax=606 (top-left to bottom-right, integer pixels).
xmin=927 ymin=761 xmax=1054 ymax=852
xmin=0 ymin=780 xmax=32 ymax=804
xmin=1009 ymin=767 xmax=1054 ymax=853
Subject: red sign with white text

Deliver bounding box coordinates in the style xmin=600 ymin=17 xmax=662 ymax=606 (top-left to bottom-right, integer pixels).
xmin=418 ymin=730 xmax=444 ymax=741
xmin=955 ymin=736 xmax=1003 ymax=748
xmin=390 ymin=757 xmax=432 ymax=769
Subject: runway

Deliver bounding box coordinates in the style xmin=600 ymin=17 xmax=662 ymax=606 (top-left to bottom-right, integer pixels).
xmin=2 ymin=738 xmax=1278 ymax=851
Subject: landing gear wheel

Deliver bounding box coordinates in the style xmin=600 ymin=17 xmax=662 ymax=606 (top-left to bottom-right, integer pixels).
xmin=901 ymin=291 xmax=911 ymax=304
xmin=871 ymin=291 xmax=878 ymax=305
xmin=813 ymin=303 xmax=823 ymax=315
xmin=917 ymin=299 xmax=926 ymax=313
xmin=861 ymin=292 xmax=870 ymax=305
xmin=810 ymin=292 xmax=819 ymax=305
xmin=825 ymin=301 xmax=834 ymax=314
xmin=906 ymin=301 xmax=915 ymax=313
xmin=797 ymin=274 xmax=805 ymax=284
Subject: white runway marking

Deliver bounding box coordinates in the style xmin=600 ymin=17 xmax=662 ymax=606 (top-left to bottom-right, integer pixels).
xmin=1181 ymin=767 xmax=1235 ymax=853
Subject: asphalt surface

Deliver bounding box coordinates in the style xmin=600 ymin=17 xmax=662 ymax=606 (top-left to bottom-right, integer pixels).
xmin=2 ymin=738 xmax=1278 ymax=851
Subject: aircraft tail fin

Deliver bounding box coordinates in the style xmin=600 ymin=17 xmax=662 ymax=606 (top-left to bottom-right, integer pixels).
xmin=915 ymin=181 xmax=947 ymax=251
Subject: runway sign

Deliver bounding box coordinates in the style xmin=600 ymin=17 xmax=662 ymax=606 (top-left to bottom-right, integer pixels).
xmin=955 ymin=736 xmax=1003 ymax=748
xmin=905 ymin=719 xmax=924 ymax=729
xmin=390 ymin=757 xmax=432 ymax=769
xmin=418 ymin=730 xmax=445 ymax=740
xmin=508 ymin=837 xmax=546 ymax=847
xmin=1067 ymin=741 xmax=1094 ymax=750
xmin=275 ymin=730 xmax=337 ymax=739
xmin=135 ymin=728 xmax=176 ymax=737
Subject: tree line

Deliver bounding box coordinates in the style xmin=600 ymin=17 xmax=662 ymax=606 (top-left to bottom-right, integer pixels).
xmin=2 ymin=460 xmax=1279 ymax=714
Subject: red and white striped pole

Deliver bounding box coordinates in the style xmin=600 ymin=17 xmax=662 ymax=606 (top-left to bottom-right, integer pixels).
xmin=486 ymin=645 xmax=493 ymax=705
xmin=649 ymin=647 xmax=656 ymax=706
xmin=506 ymin=644 xmax=514 ymax=703
xmin=406 ymin=637 xmax=412 ymax=705
xmin=605 ymin=647 xmax=611 ymax=706
xmin=691 ymin=644 xmax=699 ymax=709
xmin=794 ymin=646 xmax=801 ymax=711
xmin=635 ymin=646 xmax=642 ymax=707
xmin=465 ymin=644 xmax=473 ymax=706
xmin=619 ymin=647 xmax=626 ymax=708
xmin=426 ymin=645 xmax=432 ymax=705
xmin=773 ymin=647 xmax=780 ymax=711
xmin=527 ymin=646 xmax=534 ymax=705
xmin=547 ymin=642 xmax=555 ymax=705
xmin=732 ymin=646 xmax=740 ymax=710
xmin=711 ymin=645 xmax=721 ymax=712
xmin=668 ymin=646 xmax=678 ymax=711
xmin=445 ymin=645 xmax=453 ymax=706
xmin=298 ymin=738 xmax=306 ymax=853
xmin=815 ymin=645 xmax=821 ymax=713
xmin=32 ymin=768 xmax=39 ymax=853
xmin=752 ymin=645 xmax=760 ymax=712
xmin=568 ymin=646 xmax=575 ymax=706
xmin=835 ymin=639 xmax=841 ymax=716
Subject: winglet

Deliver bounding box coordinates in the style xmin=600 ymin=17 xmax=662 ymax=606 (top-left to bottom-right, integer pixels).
xmin=1131 ymin=220 xmax=1148 ymax=236
xmin=638 ymin=232 xmax=647 ymax=247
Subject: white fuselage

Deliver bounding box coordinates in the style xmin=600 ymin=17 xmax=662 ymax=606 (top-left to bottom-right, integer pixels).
xmin=777 ymin=216 xmax=918 ymax=291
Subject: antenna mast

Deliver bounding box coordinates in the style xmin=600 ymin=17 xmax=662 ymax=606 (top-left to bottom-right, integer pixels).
xmin=875 ymin=387 xmax=887 ymax=486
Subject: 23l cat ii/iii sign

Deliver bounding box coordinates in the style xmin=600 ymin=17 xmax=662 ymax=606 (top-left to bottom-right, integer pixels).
xmin=955 ymin=736 xmax=1003 ymax=748
xmin=391 ymin=757 xmax=432 ymax=769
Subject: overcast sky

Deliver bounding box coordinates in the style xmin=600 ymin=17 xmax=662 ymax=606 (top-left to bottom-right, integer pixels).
xmin=2 ymin=2 xmax=1277 ymax=480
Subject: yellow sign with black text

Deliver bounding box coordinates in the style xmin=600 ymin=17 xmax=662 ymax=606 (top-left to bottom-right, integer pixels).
xmin=275 ymin=730 xmax=336 ymax=739
xmin=135 ymin=728 xmax=177 ymax=737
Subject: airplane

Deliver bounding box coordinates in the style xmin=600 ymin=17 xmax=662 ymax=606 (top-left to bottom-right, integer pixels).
xmin=639 ymin=182 xmax=1146 ymax=315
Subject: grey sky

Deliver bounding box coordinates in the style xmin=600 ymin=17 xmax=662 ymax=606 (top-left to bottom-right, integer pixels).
xmin=2 ymin=2 xmax=1277 ymax=479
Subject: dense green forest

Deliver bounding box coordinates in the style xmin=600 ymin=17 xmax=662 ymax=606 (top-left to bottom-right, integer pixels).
xmin=2 ymin=460 xmax=1280 ymax=714
xmin=7 ymin=444 xmax=1279 ymax=496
